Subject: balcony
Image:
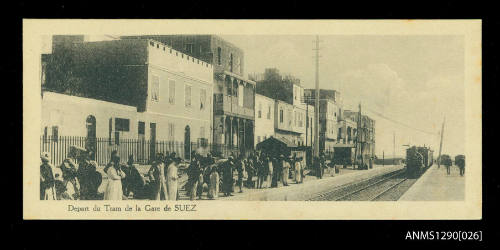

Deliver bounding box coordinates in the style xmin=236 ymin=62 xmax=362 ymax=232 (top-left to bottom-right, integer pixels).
xmin=214 ymin=93 xmax=254 ymax=120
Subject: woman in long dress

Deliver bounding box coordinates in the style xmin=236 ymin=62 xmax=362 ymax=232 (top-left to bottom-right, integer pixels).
xmin=166 ymin=158 xmax=179 ymax=201
xmin=208 ymin=165 xmax=219 ymax=199
xmin=266 ymin=157 xmax=273 ymax=188
xmin=294 ymin=157 xmax=302 ymax=184
xmin=282 ymin=156 xmax=290 ymax=186
xmin=104 ymin=156 xmax=126 ymax=200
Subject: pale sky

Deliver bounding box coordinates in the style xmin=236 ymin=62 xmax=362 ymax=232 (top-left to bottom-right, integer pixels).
xmin=221 ymin=35 xmax=465 ymax=158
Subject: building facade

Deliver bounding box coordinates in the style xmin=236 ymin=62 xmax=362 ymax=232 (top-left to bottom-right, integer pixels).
xmin=42 ymin=37 xmax=214 ymax=160
xmin=344 ymin=111 xmax=376 ymax=160
xmin=304 ymin=89 xmax=345 ymax=154
xmin=122 ymin=35 xmax=256 ymax=156
xmin=254 ymin=94 xmax=275 ymax=145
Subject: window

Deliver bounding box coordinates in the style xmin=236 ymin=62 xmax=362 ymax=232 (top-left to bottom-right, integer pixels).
xmin=185 ymin=85 xmax=191 ymax=107
xmin=294 ymin=111 xmax=297 ymax=126
xmin=200 ymin=89 xmax=206 ymax=110
xmin=258 ymin=103 xmax=262 ymax=118
xmin=217 ymin=47 xmax=222 ymax=65
xmin=267 ymin=105 xmax=271 ymax=119
xmin=185 ymin=44 xmax=194 ymax=54
xmin=51 ymin=126 xmax=59 ymax=142
xmin=280 ymin=109 xmax=284 ymax=123
xmin=151 ymin=75 xmax=160 ymax=101
xmin=257 ymin=136 xmax=261 ymax=143
xmin=229 ymin=53 xmax=233 ymax=72
xmin=169 ymin=80 xmax=175 ymax=104
xmin=138 ymin=122 xmax=145 ymax=135
xmin=115 ymin=118 xmax=130 ymax=132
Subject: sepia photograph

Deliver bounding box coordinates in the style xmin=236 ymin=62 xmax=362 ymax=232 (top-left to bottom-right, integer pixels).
xmin=23 ymin=19 xmax=482 ymax=220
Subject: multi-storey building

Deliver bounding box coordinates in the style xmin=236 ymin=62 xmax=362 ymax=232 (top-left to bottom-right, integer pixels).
xmin=304 ymin=89 xmax=344 ymax=153
xmin=122 ymin=35 xmax=256 ymax=156
xmin=42 ymin=36 xmax=213 ymax=161
xmin=251 ymin=68 xmax=313 ymax=147
xmin=254 ymin=94 xmax=275 ymax=144
xmin=343 ymin=111 xmax=376 ymax=160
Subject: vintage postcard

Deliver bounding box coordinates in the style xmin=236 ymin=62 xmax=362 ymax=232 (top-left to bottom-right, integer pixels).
xmin=23 ymin=19 xmax=482 ymax=220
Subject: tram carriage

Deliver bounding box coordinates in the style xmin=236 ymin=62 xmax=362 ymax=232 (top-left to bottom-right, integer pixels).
xmin=405 ymin=146 xmax=434 ymax=178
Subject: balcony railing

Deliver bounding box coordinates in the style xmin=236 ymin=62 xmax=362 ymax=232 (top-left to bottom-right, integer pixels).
xmin=214 ymin=93 xmax=254 ymax=119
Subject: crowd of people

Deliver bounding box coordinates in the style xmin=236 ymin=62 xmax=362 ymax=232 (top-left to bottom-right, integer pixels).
xmin=39 ymin=147 xmax=183 ymax=201
xmin=183 ymin=151 xmax=312 ymax=200
xmin=40 ymin=149 xmax=103 ymax=200
xmin=40 ymin=147 xmax=337 ymax=201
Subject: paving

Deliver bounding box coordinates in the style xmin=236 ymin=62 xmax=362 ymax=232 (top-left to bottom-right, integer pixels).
xmin=93 ymin=163 xmax=404 ymax=201
xmin=398 ymin=164 xmax=465 ymax=201
xmin=220 ymin=164 xmax=404 ymax=201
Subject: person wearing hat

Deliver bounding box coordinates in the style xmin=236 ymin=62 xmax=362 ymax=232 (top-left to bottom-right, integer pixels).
xmin=60 ymin=155 xmax=80 ymax=199
xmin=76 ymin=150 xmax=92 ymax=200
xmin=148 ymin=153 xmax=168 ymax=200
xmin=222 ymin=156 xmax=235 ymax=196
xmin=186 ymin=154 xmax=202 ymax=200
xmin=104 ymin=154 xmax=126 ymax=200
xmin=166 ymin=156 xmax=181 ymax=201
xmin=40 ymin=152 xmax=57 ymax=200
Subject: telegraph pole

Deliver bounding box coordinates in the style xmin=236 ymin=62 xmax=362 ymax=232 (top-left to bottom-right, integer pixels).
xmin=354 ymin=103 xmax=362 ymax=169
xmin=313 ymin=35 xmax=320 ymax=158
xmin=393 ymin=131 xmax=396 ymax=164
xmin=437 ymin=117 xmax=445 ymax=169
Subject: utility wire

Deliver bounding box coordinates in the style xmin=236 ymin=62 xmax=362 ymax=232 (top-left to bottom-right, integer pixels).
xmin=363 ymin=107 xmax=437 ymax=135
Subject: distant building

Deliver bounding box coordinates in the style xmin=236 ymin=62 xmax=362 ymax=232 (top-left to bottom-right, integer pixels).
xmin=344 ymin=111 xmax=376 ymax=159
xmin=42 ymin=37 xmax=214 ymax=160
xmin=252 ymin=68 xmax=312 ymax=147
xmin=121 ymin=35 xmax=256 ymax=156
xmin=304 ymin=89 xmax=345 ymax=154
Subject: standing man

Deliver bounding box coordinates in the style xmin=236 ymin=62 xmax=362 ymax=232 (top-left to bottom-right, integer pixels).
xmin=40 ymin=152 xmax=56 ymax=200
xmin=281 ymin=155 xmax=291 ymax=186
xmin=148 ymin=153 xmax=168 ymax=200
xmin=187 ymin=154 xmax=202 ymax=200
xmin=222 ymin=156 xmax=235 ymax=196
xmin=235 ymin=155 xmax=245 ymax=193
xmin=457 ymin=155 xmax=465 ymax=177
xmin=271 ymin=156 xmax=279 ymax=188
xmin=314 ymin=156 xmax=322 ymax=179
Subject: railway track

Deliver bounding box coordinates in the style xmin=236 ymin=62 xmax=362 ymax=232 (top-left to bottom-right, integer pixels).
xmin=309 ymin=169 xmax=416 ymax=201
